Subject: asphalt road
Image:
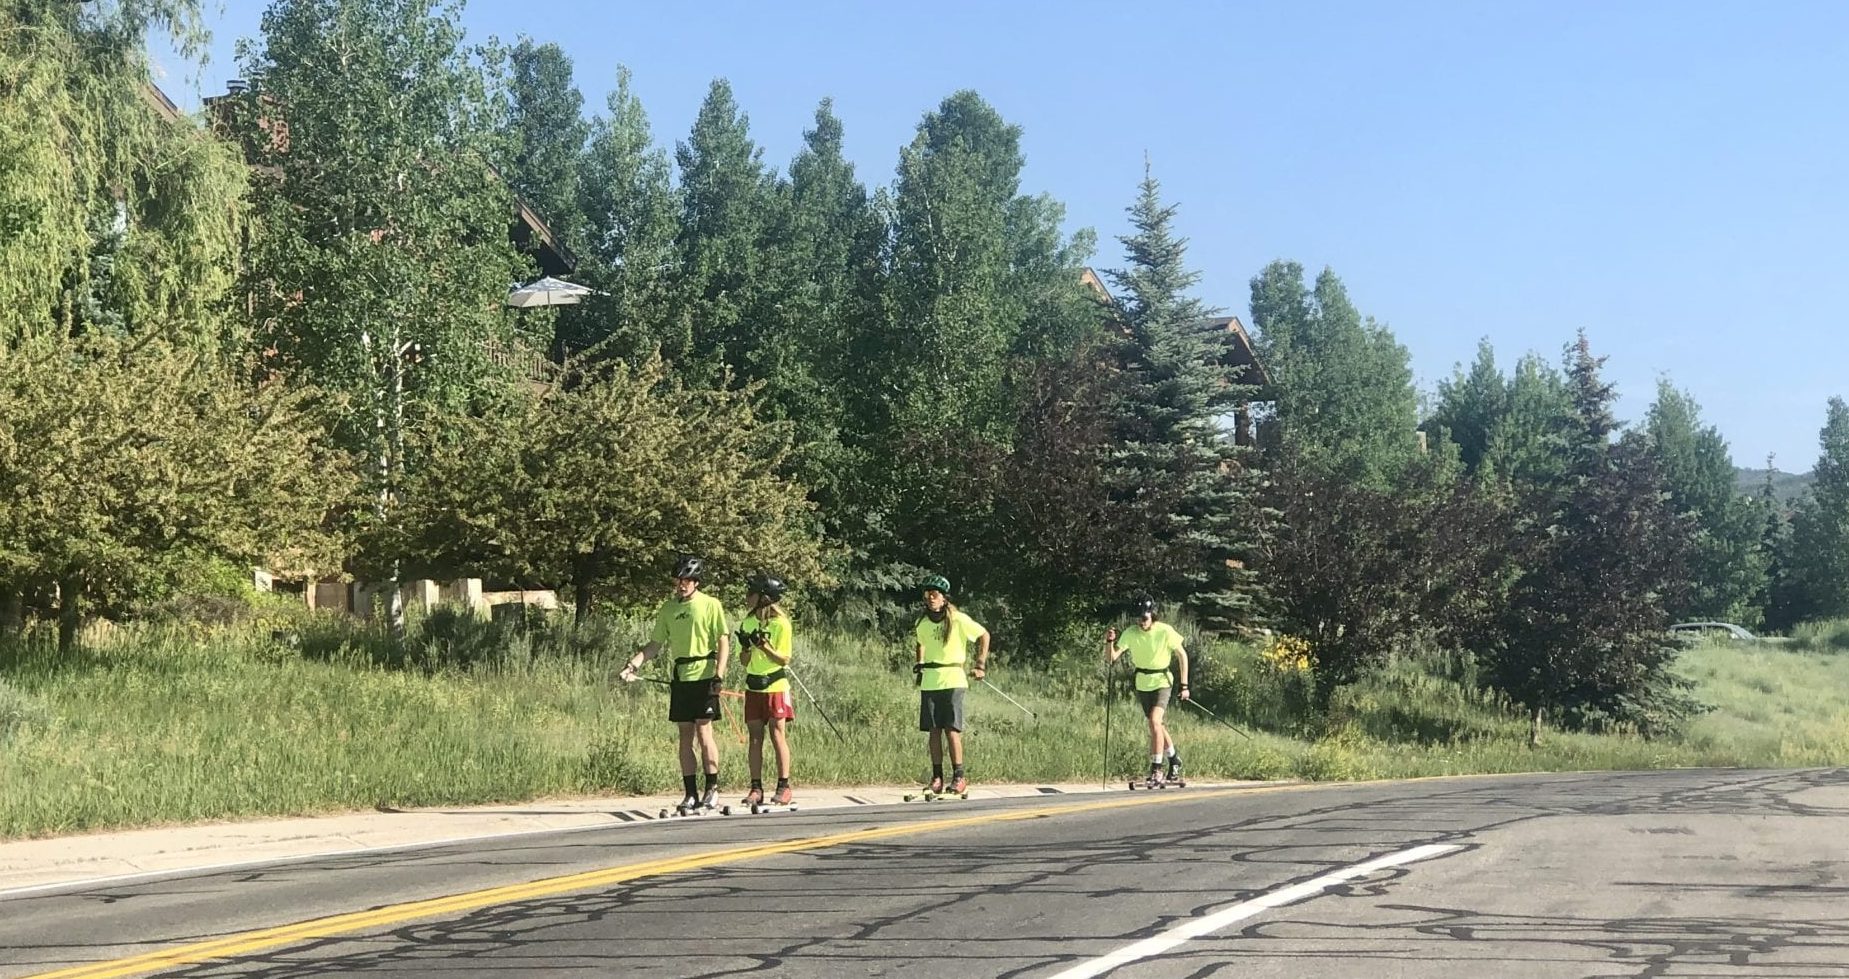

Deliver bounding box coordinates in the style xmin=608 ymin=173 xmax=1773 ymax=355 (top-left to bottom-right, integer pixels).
xmin=4 ymin=768 xmax=1848 ymax=978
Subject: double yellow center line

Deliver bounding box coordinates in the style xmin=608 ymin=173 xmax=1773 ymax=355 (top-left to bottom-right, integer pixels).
xmin=28 ymin=787 xmax=1255 ymax=979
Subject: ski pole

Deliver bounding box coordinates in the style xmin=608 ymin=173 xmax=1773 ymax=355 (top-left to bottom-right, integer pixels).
xmin=787 ymin=668 xmax=847 ymax=744
xmin=1101 ymin=656 xmax=1117 ymax=789
xmin=1180 ymin=696 xmax=1252 ymax=740
xmin=979 ymin=677 xmax=1036 ymax=719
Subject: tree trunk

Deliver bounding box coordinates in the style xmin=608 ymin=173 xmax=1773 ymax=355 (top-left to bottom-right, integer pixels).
xmin=0 ymin=583 xmax=21 ymax=637
xmin=57 ymin=575 xmax=83 ymax=654
xmin=1528 ymin=706 xmax=1544 ymax=749
xmin=574 ymin=581 xmax=592 ymax=623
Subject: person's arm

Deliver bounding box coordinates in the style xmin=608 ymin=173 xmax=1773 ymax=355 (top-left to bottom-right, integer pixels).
xmin=1104 ymin=627 xmax=1122 ymax=663
xmin=971 ymin=625 xmax=991 ymax=680
xmin=620 ymin=640 xmax=662 ymax=682
xmin=763 ymin=619 xmax=793 ymax=666
xmin=1174 ymin=643 xmax=1190 ymax=701
xmin=715 ymin=611 xmax=731 ymax=680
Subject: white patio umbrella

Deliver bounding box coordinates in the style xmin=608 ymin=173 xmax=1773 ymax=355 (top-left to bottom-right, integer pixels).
xmin=504 ymin=276 xmax=598 ymax=308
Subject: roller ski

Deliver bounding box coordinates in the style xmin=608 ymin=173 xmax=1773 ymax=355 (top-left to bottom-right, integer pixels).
xmin=660 ymin=786 xmax=731 ymax=819
xmin=1128 ymin=767 xmax=1186 ymax=791
xmin=908 ymin=774 xmax=970 ymax=802
xmin=749 ymin=783 xmax=798 ymax=814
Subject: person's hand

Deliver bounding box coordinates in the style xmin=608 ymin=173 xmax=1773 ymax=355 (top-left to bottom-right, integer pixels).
xmin=709 ymin=676 xmax=723 ymax=696
xmin=1178 ymin=684 xmax=1191 ymax=702
xmin=619 ymin=666 xmax=639 ymax=684
xmin=971 ymin=664 xmax=986 ymax=681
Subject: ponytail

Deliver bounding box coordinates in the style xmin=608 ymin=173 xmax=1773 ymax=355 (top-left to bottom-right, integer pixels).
xmin=941 ymin=601 xmax=957 ymax=641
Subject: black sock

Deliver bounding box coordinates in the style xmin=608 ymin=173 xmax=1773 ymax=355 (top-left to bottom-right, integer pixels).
xmin=704 ymin=771 xmax=718 ymax=792
xmin=932 ymin=765 xmax=944 ymax=780
xmin=682 ymin=774 xmax=697 ymax=798
xmin=776 ymin=777 xmax=790 ymax=789
xmin=750 ymin=779 xmax=763 ymax=790
xmin=952 ymin=764 xmax=965 ymax=779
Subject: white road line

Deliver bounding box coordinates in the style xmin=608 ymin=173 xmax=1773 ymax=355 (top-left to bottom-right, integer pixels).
xmin=1048 ymin=842 xmax=1463 ymax=978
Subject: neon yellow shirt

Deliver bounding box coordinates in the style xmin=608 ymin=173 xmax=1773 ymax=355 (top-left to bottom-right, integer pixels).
xmin=650 ymin=591 xmax=728 ymax=682
xmin=915 ymin=610 xmax=987 ymax=692
xmin=1121 ymin=621 xmax=1182 ymax=692
xmin=741 ymin=612 xmax=793 ymax=694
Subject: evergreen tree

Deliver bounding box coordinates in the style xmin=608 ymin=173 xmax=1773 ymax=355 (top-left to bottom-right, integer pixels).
xmin=1485 ymin=335 xmax=1696 ymax=742
xmin=1248 ymin=261 xmax=1420 ymax=487
xmin=503 ymin=39 xmax=588 ymax=248
xmin=1779 ymin=398 xmax=1849 ymax=623
xmin=1481 ymin=352 xmax=1576 ymax=494
xmin=879 ymin=90 xmax=1028 ymax=438
xmin=572 ymin=65 xmax=678 ymax=360
xmin=1644 ymin=381 xmax=1766 ymax=625
xmin=760 ymin=100 xmax=885 ymax=505
xmin=1427 ymin=338 xmax=1507 ymax=473
xmin=669 ymin=78 xmax=780 ymax=384
xmin=1105 ymin=165 xmax=1266 ymax=631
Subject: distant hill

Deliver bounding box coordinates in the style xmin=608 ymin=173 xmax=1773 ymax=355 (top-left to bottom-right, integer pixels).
xmin=1735 ymin=467 xmax=1815 ymax=503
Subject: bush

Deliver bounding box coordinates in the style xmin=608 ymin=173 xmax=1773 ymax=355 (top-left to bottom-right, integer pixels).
xmin=1789 ymin=618 xmax=1849 ymax=653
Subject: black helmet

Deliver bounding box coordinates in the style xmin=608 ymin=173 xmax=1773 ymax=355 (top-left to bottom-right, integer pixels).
xmin=671 ymin=555 xmax=704 ymax=581
xmin=1131 ymin=595 xmax=1158 ymax=617
xmin=747 ymin=573 xmax=786 ymax=601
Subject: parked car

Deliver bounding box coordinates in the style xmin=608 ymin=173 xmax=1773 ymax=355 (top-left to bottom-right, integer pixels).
xmin=1668 ymin=621 xmax=1759 ymax=644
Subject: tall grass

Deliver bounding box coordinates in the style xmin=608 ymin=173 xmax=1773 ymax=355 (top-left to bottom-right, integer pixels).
xmin=1 ymin=607 xmax=1845 ymax=839
xmin=1787 ymin=617 xmax=1849 ymax=653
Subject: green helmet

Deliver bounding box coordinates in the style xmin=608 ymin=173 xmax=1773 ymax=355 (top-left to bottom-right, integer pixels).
xmin=919 ymin=573 xmax=952 ymax=596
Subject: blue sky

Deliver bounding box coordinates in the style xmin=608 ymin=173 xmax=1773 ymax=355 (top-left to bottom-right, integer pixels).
xmin=155 ymin=1 xmax=1849 ymax=471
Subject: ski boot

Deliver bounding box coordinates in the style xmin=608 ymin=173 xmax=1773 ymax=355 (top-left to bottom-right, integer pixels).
xmin=771 ymin=782 xmax=794 ymax=806
xmin=1166 ymin=760 xmax=1185 ymax=787
xmin=947 ymin=774 xmax=969 ymax=797
xmin=699 ymin=783 xmax=720 ymax=811
xmin=742 ymin=785 xmax=765 ymax=807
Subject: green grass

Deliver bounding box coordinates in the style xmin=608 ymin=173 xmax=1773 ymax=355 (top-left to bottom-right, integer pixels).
xmin=2 ymin=609 xmax=1846 ymax=839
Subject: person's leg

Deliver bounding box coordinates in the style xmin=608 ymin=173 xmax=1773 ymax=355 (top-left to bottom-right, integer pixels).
xmin=677 ymin=721 xmax=698 ymax=775
xmin=747 ymin=719 xmax=766 ymax=785
xmin=770 ymin=717 xmax=791 ymax=780
xmin=1142 ymin=693 xmax=1164 ymax=776
xmin=694 ymin=718 xmax=720 ymax=805
xmin=676 ymin=720 xmax=698 ymax=803
xmin=947 ymin=689 xmax=968 ymax=789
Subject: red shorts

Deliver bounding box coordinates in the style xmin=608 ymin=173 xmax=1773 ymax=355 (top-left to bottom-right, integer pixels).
xmin=744 ymin=690 xmax=796 ymax=722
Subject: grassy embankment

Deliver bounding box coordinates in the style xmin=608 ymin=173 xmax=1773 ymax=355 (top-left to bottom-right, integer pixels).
xmin=1 ymin=609 xmax=1845 ymax=839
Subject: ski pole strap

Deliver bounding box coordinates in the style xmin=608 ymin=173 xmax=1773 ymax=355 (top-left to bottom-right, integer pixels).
xmin=745 ymin=669 xmax=789 ymax=691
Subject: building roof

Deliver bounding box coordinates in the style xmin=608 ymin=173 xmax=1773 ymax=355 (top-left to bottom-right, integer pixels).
xmin=1079 ymin=267 xmax=1272 ymax=390
xmin=1188 ymin=315 xmax=1271 ymax=387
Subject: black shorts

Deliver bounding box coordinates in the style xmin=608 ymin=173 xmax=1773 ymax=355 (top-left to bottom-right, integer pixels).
xmin=669 ymin=679 xmax=721 ymax=723
xmin=1136 ymin=686 xmax=1172 ymax=715
xmin=919 ymin=688 xmax=966 ymax=732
